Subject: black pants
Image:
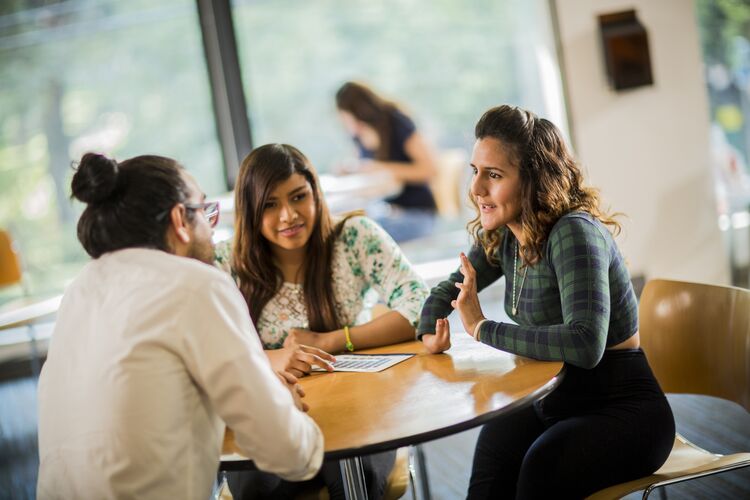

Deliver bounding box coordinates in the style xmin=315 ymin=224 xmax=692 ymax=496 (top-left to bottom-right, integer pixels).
xmin=467 ymin=349 xmax=675 ymax=500
xmin=226 ymin=450 xmax=396 ymax=500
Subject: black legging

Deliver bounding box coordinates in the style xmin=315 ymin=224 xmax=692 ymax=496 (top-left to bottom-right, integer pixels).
xmin=467 ymin=349 xmax=675 ymax=500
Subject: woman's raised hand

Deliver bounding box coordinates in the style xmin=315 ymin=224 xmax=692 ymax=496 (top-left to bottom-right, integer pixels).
xmin=452 ymin=252 xmax=485 ymax=337
xmin=422 ymin=318 xmax=452 ymax=354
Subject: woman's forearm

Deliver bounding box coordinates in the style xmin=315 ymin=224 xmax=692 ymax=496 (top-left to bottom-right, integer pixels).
xmin=370 ymin=131 xmax=438 ymax=183
xmin=322 ymin=310 xmax=415 ymax=353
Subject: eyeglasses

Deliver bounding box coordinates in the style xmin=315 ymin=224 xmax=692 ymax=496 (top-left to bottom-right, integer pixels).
xmin=184 ymin=201 xmax=220 ymax=228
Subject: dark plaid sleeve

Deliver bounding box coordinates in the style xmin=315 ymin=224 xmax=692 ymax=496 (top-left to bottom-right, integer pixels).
xmin=417 ymin=243 xmax=504 ymax=339
xmin=479 ymin=217 xmax=611 ymax=368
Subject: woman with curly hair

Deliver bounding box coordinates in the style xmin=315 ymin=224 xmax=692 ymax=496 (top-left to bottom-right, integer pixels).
xmin=418 ymin=105 xmax=675 ymax=499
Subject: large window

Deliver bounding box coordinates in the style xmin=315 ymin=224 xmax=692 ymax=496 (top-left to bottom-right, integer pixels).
xmin=0 ymin=0 xmax=223 ymax=299
xmin=231 ymin=0 xmax=567 ymax=173
xmin=1 ymin=0 xmax=569 ymax=299
xmin=698 ymin=0 xmax=750 ymax=171
xmin=696 ymin=0 xmax=750 ymax=286
xmin=228 ymin=0 xmax=567 ymax=264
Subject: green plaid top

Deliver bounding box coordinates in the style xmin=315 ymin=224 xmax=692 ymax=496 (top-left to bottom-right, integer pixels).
xmin=417 ymin=212 xmax=638 ymax=369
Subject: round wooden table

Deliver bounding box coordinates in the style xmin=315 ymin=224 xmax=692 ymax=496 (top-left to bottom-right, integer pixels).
xmin=222 ymin=334 xmax=563 ymax=499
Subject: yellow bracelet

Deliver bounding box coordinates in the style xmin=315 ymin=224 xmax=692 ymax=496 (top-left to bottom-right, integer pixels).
xmin=344 ymin=325 xmax=355 ymax=352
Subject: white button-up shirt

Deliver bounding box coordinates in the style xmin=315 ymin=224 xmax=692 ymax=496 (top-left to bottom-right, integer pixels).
xmin=37 ymin=248 xmax=323 ymax=500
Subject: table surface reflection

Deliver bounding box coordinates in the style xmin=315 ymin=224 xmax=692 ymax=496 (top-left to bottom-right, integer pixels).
xmin=223 ymin=335 xmax=563 ymax=461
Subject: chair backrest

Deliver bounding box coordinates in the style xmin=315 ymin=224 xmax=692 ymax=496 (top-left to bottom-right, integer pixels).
xmin=0 ymin=229 xmax=23 ymax=288
xmin=639 ymin=279 xmax=750 ymax=412
xmin=431 ymin=149 xmax=467 ymax=217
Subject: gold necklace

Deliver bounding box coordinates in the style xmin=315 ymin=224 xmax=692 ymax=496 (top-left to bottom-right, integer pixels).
xmin=512 ymin=241 xmax=528 ymax=315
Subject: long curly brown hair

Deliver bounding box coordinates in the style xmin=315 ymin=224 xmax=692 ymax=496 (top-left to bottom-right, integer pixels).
xmin=232 ymin=144 xmax=355 ymax=332
xmin=468 ymin=105 xmax=621 ymax=265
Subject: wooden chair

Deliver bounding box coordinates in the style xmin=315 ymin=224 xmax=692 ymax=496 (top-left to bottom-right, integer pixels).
xmin=430 ymin=149 xmax=467 ymax=217
xmin=587 ymin=279 xmax=750 ymax=499
xmin=0 ymin=229 xmax=48 ymax=376
xmin=0 ymin=229 xmax=23 ymax=290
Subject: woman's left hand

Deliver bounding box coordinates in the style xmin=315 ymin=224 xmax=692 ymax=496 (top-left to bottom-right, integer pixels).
xmin=284 ymin=328 xmax=327 ymax=350
xmin=452 ymin=252 xmax=485 ymax=336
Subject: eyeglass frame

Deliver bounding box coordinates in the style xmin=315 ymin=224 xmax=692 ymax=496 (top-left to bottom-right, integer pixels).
xmin=156 ymin=200 xmax=220 ymax=228
xmin=184 ymin=201 xmax=220 ymax=228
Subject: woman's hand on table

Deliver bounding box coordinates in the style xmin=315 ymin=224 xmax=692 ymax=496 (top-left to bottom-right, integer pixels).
xmin=267 ymin=344 xmax=336 ymax=378
xmin=286 ymin=327 xmax=349 ymax=354
xmin=285 ymin=328 xmax=329 ymax=351
xmin=452 ymin=252 xmax=486 ymax=337
xmin=422 ymin=317 xmax=451 ymax=354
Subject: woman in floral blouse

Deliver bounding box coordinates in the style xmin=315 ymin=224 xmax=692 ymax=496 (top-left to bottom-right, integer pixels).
xmin=216 ymin=143 xmax=429 ymax=500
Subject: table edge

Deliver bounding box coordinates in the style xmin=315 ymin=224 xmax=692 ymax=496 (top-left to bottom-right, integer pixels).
xmin=322 ymin=366 xmax=564 ymax=460
xmin=220 ymin=365 xmax=565 ymax=469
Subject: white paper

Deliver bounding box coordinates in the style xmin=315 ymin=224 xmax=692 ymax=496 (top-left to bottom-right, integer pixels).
xmin=313 ymin=354 xmax=414 ymax=373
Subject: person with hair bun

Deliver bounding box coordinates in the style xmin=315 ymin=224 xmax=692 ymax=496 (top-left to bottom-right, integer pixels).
xmin=335 ymin=81 xmax=439 ymax=241
xmin=37 ymin=153 xmax=324 ymax=500
xmin=417 ymin=106 xmax=675 ymax=498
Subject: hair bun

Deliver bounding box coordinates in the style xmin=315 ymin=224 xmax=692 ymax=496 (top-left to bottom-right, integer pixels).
xmin=71 ymin=152 xmax=119 ymax=204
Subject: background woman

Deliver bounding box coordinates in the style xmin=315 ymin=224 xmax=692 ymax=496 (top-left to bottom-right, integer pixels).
xmin=418 ymin=105 xmax=675 ymax=499
xmin=335 ymin=81 xmax=439 ymax=241
xmin=216 ymin=143 xmax=429 ymax=499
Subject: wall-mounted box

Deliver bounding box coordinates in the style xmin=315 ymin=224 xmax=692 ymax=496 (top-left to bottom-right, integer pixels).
xmin=598 ymin=10 xmax=653 ymax=91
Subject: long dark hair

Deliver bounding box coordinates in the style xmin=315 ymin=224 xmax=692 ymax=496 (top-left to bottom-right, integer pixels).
xmin=71 ymin=152 xmax=190 ymax=258
xmin=335 ymin=81 xmax=402 ymax=161
xmin=232 ymin=144 xmax=354 ymax=332
xmin=469 ymin=105 xmax=621 ymax=265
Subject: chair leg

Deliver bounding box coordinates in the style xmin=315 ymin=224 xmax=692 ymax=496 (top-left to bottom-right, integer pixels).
xmin=407 ymin=467 xmax=418 ymax=500
xmin=408 ymin=445 xmax=431 ymax=500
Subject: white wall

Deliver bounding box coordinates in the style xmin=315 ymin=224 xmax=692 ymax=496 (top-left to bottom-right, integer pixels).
xmin=553 ymin=0 xmax=730 ymax=285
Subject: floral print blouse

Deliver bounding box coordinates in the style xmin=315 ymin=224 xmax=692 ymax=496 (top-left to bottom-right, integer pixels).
xmin=214 ymin=216 xmax=429 ymax=349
